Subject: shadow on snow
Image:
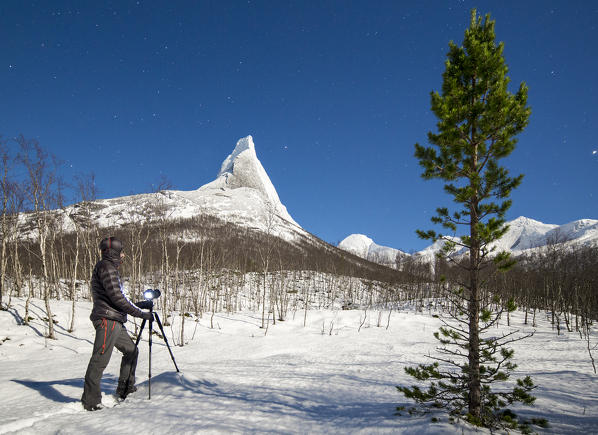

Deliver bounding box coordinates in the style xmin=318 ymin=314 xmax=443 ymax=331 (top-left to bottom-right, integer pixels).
xmin=11 ymin=375 xmax=119 ymax=404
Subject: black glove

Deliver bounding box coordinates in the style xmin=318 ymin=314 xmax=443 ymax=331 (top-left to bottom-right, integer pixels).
xmin=141 ymin=311 xmax=154 ymax=322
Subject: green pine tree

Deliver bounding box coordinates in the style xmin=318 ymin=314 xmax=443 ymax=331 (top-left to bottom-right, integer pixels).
xmin=397 ymin=9 xmax=540 ymax=428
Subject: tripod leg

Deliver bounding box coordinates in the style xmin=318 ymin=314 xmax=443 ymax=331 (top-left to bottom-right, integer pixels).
xmin=126 ymin=320 xmax=147 ymax=399
xmin=135 ymin=319 xmax=146 ymax=347
xmin=153 ymin=313 xmax=181 ymax=373
xmin=148 ymin=317 xmax=153 ymax=400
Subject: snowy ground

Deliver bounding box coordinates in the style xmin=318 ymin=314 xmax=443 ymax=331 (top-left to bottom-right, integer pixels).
xmin=0 ymin=298 xmax=597 ymax=434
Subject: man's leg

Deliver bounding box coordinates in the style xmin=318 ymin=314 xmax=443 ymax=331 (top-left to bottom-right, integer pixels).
xmin=81 ymin=319 xmax=119 ymax=409
xmin=115 ymin=323 xmax=139 ymax=399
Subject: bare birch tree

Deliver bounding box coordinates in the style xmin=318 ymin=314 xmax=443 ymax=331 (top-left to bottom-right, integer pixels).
xmin=17 ymin=136 xmax=61 ymax=339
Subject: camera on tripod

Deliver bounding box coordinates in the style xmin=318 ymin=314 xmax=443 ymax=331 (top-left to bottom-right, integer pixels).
xmin=134 ymin=288 xmax=180 ymax=399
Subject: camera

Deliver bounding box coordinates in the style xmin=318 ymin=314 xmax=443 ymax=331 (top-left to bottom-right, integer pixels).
xmin=144 ymin=289 xmax=161 ymax=300
xmin=135 ymin=289 xmax=161 ymax=310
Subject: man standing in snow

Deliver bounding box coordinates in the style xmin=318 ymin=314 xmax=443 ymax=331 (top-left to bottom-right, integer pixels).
xmin=81 ymin=236 xmax=153 ymax=411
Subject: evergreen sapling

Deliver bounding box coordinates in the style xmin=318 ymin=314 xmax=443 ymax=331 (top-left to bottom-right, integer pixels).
xmin=397 ymin=9 xmax=546 ymax=430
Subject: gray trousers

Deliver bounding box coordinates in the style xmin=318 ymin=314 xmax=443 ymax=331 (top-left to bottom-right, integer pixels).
xmin=81 ymin=319 xmax=139 ymax=407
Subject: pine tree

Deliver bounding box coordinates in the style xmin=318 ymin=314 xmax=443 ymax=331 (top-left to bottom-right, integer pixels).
xmin=397 ymin=9 xmax=539 ymax=428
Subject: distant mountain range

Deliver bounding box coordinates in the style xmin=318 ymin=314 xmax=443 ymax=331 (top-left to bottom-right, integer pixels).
xmin=339 ymin=216 xmax=598 ymax=268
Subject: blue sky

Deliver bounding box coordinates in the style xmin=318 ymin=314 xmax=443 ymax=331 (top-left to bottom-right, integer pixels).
xmin=1 ymin=0 xmax=597 ymax=251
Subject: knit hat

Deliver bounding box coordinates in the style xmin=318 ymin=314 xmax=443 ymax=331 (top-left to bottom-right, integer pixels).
xmin=99 ymin=236 xmax=123 ymax=255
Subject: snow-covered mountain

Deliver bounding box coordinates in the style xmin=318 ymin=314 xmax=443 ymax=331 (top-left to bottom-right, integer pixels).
xmin=29 ymin=134 xmax=598 ymax=272
xmin=178 ymin=136 xmax=298 ymax=227
xmin=339 ymin=216 xmax=598 ymax=266
xmin=546 ymin=219 xmax=598 ymax=246
xmin=60 ymin=136 xmax=306 ymax=242
xmin=338 ymin=234 xmax=408 ymax=269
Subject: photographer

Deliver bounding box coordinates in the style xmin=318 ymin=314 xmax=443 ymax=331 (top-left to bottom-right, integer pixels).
xmin=81 ymin=237 xmax=153 ymax=411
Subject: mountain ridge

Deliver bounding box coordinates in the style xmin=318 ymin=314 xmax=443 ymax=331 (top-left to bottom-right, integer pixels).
xmin=338 ymin=216 xmax=598 ymax=267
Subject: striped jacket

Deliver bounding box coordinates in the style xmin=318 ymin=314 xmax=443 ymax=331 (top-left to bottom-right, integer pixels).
xmin=89 ymin=257 xmax=145 ymax=323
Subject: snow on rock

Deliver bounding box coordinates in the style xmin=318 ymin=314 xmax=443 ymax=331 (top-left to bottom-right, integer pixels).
xmin=545 ymin=219 xmax=598 ymax=245
xmin=411 ymin=217 xmax=561 ymax=260
xmin=339 ymin=234 xmax=406 ymax=268
xmin=411 ymin=217 xmax=597 ymax=261
xmin=338 ymin=234 xmax=374 ymax=258
xmin=489 ymin=217 xmax=598 ymax=253
xmin=196 ymin=136 xmax=296 ymax=225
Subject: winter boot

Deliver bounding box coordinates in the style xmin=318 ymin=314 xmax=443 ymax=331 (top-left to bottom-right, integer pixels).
xmin=116 ymin=381 xmax=137 ymax=400
xmin=83 ymin=402 xmax=104 ymax=411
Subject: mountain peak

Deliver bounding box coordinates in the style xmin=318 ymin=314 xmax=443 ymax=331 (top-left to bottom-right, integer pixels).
xmin=218 ymin=135 xmax=256 ymax=176
xmin=339 ymin=234 xmax=374 ymax=257
xmin=198 ymin=135 xmax=297 ymax=225
xmin=510 ymin=216 xmax=547 ymax=226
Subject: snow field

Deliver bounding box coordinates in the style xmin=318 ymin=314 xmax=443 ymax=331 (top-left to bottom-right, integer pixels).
xmin=0 ymin=298 xmax=597 ymax=434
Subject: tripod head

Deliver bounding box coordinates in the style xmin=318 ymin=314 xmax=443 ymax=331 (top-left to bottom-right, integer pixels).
xmin=135 ymin=300 xmax=154 ymax=310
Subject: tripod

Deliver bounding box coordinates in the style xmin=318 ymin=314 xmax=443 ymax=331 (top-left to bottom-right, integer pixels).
xmin=134 ymin=301 xmax=180 ymax=399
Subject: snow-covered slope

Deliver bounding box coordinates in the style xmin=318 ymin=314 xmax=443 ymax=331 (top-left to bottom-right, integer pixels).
xmin=411 ymin=236 xmax=462 ymax=264
xmin=338 ymin=234 xmax=407 ymax=268
xmin=545 ymin=219 xmax=598 ymax=246
xmin=55 ymin=136 xmax=305 ymax=241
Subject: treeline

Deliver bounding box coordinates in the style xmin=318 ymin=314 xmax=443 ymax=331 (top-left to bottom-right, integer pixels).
xmin=496 ymin=244 xmax=598 ymax=330
xmin=431 ymin=243 xmax=598 ymax=328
